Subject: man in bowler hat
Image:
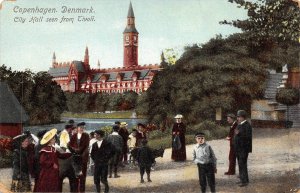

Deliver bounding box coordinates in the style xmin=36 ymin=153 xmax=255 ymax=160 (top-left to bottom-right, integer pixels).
xmin=234 ymin=110 xmax=252 ymax=187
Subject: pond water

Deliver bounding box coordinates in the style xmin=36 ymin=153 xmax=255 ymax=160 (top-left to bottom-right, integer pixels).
xmin=24 ymin=117 xmax=147 ymax=134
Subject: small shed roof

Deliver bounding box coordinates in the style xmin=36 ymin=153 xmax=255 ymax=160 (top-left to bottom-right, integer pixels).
xmin=0 ymin=82 xmax=29 ymax=123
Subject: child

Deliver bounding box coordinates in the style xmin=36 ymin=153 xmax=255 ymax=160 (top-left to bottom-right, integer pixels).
xmin=136 ymin=139 xmax=154 ymax=183
xmin=192 ymin=132 xmax=217 ymax=193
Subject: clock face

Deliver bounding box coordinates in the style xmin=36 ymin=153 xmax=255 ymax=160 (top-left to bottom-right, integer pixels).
xmin=126 ymin=36 xmax=129 ymax=40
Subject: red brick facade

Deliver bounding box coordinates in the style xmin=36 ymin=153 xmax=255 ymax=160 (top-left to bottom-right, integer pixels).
xmin=288 ymin=67 xmax=300 ymax=89
xmin=48 ymin=3 xmax=161 ymax=94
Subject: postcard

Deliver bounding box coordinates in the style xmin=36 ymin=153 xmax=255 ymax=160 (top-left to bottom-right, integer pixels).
xmin=0 ymin=0 xmax=299 ymax=192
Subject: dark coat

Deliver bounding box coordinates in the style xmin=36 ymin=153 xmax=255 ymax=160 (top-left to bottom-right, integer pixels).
xmin=234 ymin=121 xmax=252 ymax=153
xmin=91 ymin=139 xmax=116 ymax=165
xmin=12 ymin=148 xmax=30 ymax=181
xmin=106 ymin=134 xmax=123 ymax=152
xmin=136 ymin=131 xmax=147 ymax=147
xmin=68 ymin=132 xmax=90 ymax=164
xmin=136 ymin=145 xmax=154 ymax=167
xmin=118 ymin=128 xmax=129 ymax=152
xmin=171 ymin=122 xmax=186 ymax=161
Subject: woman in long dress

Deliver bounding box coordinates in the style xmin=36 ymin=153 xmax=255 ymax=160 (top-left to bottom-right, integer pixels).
xmin=171 ymin=114 xmax=186 ymax=161
xmin=34 ymin=128 xmax=71 ymax=192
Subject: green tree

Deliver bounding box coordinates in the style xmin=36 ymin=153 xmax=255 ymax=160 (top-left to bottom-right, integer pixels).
xmin=122 ymin=91 xmax=138 ymax=110
xmin=221 ymin=0 xmax=300 ymax=43
xmin=65 ymin=92 xmax=89 ymax=113
xmin=94 ymin=93 xmax=109 ymax=112
xmin=0 ymin=65 xmax=67 ymax=125
xmin=142 ymin=35 xmax=267 ymax=126
xmin=108 ymin=93 xmax=123 ymax=111
xmin=221 ymin=0 xmax=300 ymax=69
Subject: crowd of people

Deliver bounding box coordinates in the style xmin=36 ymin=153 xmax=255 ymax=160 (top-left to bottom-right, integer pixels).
xmin=10 ymin=120 xmax=151 ymax=193
xmin=10 ymin=109 xmax=252 ymax=193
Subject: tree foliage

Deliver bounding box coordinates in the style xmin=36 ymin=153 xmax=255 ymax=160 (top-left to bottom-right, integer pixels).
xmin=140 ymin=35 xmax=268 ymax=127
xmin=221 ymin=0 xmax=300 ymax=43
xmin=221 ymin=0 xmax=300 ymax=69
xmin=65 ymin=91 xmax=139 ymax=113
xmin=0 ymin=65 xmax=67 ymax=125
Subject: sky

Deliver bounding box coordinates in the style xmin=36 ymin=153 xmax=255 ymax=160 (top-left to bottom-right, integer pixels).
xmin=0 ymin=0 xmax=248 ymax=72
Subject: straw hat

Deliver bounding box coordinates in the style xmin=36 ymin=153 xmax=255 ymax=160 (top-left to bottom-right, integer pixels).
xmin=120 ymin=122 xmax=128 ymax=127
xmin=40 ymin=128 xmax=57 ymax=145
xmin=174 ymin=114 xmax=183 ymax=119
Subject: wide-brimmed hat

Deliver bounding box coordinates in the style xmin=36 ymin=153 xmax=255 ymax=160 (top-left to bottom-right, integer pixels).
xmin=120 ymin=122 xmax=128 ymax=127
xmin=174 ymin=114 xmax=183 ymax=119
xmin=13 ymin=134 xmax=29 ymax=144
xmin=40 ymin=128 xmax=57 ymax=145
xmin=12 ymin=134 xmax=29 ymax=149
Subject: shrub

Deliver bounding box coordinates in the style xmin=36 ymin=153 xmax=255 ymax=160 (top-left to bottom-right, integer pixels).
xmin=276 ymin=88 xmax=300 ymax=106
xmin=100 ymin=126 xmax=113 ymax=136
xmin=0 ymin=136 xmax=13 ymax=168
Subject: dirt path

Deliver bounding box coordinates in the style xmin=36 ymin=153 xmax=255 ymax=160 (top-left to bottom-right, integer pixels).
xmin=1 ymin=128 xmax=300 ymax=193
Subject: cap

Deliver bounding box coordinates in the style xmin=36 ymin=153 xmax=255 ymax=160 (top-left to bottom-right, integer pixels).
xmin=195 ymin=132 xmax=205 ymax=138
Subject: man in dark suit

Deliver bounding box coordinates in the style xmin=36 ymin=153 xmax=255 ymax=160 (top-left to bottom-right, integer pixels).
xmin=234 ymin=110 xmax=252 ymax=187
xmin=225 ymin=114 xmax=238 ymax=175
xmin=91 ymin=130 xmax=115 ymax=193
xmin=68 ymin=122 xmax=90 ymax=192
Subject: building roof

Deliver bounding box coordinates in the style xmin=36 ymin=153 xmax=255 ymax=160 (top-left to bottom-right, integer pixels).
xmin=73 ymin=61 xmax=85 ymax=72
xmin=0 ymin=82 xmax=29 ymax=123
xmin=48 ymin=67 xmax=70 ymax=77
xmin=123 ymin=26 xmax=139 ymax=33
xmin=127 ymin=2 xmax=135 ymax=18
xmin=92 ymin=73 xmax=103 ymax=83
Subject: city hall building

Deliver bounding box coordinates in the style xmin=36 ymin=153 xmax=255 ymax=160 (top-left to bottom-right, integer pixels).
xmin=48 ymin=3 xmax=161 ymax=94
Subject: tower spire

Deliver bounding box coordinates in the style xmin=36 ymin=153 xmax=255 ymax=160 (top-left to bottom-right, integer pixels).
xmin=84 ymin=46 xmax=89 ymax=65
xmin=97 ymin=60 xmax=100 ymax=69
xmin=127 ymin=2 xmax=135 ymax=17
xmin=52 ymin=52 xmax=56 ymax=67
xmin=123 ymin=2 xmax=139 ymax=68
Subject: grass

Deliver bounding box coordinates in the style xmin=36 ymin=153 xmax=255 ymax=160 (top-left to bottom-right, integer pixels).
xmin=148 ymin=134 xmax=211 ymax=150
xmin=62 ymin=111 xmax=146 ymax=119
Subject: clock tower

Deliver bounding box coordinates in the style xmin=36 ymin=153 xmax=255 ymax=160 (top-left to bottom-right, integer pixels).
xmin=123 ymin=2 xmax=139 ymax=68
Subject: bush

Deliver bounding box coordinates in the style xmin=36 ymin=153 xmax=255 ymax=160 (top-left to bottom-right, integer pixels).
xmin=148 ymin=136 xmax=171 ymax=150
xmin=100 ymin=126 xmax=113 ymax=136
xmin=276 ymin=88 xmax=300 ymax=106
xmin=146 ymin=120 xmax=228 ymax=149
xmin=187 ymin=120 xmax=227 ymax=135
